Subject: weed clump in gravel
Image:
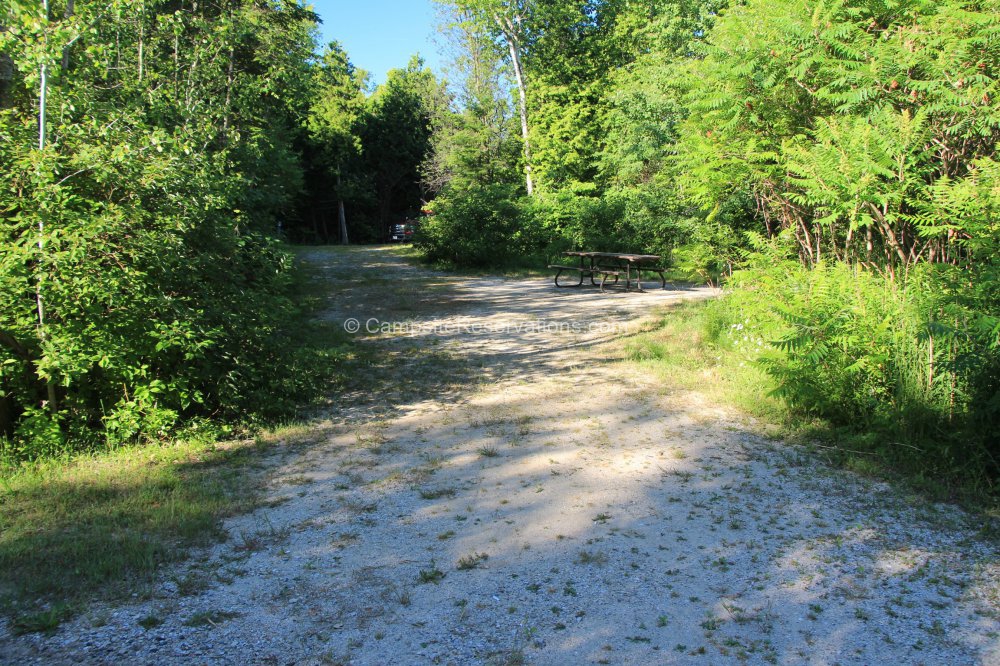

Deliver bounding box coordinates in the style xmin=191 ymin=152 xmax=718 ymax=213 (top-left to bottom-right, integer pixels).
xmin=456 ymin=552 xmax=489 ymax=570
xmin=418 ymin=561 xmax=446 ymax=584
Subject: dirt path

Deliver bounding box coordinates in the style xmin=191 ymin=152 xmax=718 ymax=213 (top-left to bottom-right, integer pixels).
xmin=5 ymin=246 xmax=998 ymax=665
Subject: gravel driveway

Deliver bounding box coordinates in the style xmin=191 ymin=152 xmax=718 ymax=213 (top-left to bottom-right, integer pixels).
xmin=3 ymin=246 xmax=998 ymax=665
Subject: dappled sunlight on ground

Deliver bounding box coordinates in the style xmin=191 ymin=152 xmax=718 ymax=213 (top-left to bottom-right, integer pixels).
xmin=3 ymin=245 xmax=996 ymax=666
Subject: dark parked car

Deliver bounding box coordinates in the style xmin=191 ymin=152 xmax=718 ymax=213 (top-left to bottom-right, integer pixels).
xmin=389 ymin=220 xmax=417 ymax=242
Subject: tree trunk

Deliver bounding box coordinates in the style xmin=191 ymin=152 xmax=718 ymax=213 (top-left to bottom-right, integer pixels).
xmin=338 ymin=200 xmax=349 ymax=245
xmin=0 ymin=329 xmax=31 ymax=360
xmin=336 ymin=171 xmax=349 ymax=245
xmin=0 ymin=50 xmax=12 ymax=108
xmin=138 ymin=2 xmax=144 ymax=82
xmin=0 ymin=393 xmax=12 ymax=438
xmin=222 ymin=51 xmax=234 ymax=140
xmin=37 ymin=0 xmax=58 ymax=413
xmin=498 ymin=17 xmax=533 ymax=195
xmin=61 ymin=0 xmax=75 ymax=72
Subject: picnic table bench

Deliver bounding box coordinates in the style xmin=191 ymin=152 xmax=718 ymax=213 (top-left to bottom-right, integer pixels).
xmin=549 ymin=251 xmax=667 ymax=293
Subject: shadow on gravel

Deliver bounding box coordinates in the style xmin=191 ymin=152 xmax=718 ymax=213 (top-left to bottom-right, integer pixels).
xmin=303 ymin=245 xmax=714 ymax=421
xmin=260 ymin=246 xmax=997 ymax=666
xmin=172 ymin=372 xmax=998 ymax=666
xmin=3 ymin=245 xmax=995 ymax=666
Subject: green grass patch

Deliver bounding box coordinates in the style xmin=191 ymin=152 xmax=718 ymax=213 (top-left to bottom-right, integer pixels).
xmin=0 ymin=249 xmax=356 ymax=629
xmin=0 ymin=424 xmax=317 ymax=628
xmin=138 ymin=614 xmax=164 ymax=630
xmin=417 ymin=561 xmax=446 ymax=584
xmin=456 ymin=552 xmax=489 ymax=570
xmin=10 ymin=604 xmax=72 ymax=636
xmin=620 ymin=300 xmax=786 ymax=425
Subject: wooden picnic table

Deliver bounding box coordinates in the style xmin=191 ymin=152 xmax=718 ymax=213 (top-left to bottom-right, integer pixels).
xmin=548 ymin=251 xmax=667 ymax=293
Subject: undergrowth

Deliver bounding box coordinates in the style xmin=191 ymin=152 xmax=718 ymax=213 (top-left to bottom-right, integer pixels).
xmin=626 ymin=290 xmax=999 ymax=511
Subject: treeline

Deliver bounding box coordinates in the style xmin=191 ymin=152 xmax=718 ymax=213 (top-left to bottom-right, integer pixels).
xmin=420 ymin=0 xmax=1000 ymax=492
xmin=1 ymin=0 xmax=315 ymax=458
xmin=0 ymin=0 xmax=452 ymax=459
xmin=297 ymin=50 xmax=446 ymax=244
xmin=419 ymin=0 xmax=730 ymax=267
xmin=4 ymin=0 xmax=999 ymax=488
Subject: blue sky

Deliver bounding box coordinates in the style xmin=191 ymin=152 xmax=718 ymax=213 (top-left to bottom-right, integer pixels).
xmin=307 ymin=1 xmax=445 ymax=85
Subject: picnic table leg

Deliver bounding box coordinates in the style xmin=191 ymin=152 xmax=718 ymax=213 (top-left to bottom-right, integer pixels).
xmin=554 ymin=268 xmax=584 ymax=287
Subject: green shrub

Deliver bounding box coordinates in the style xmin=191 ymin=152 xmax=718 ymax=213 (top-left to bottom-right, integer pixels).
xmin=531 ymin=187 xmax=684 ymax=260
xmin=713 ymin=238 xmax=1000 ymax=490
xmin=418 ymin=184 xmax=687 ymax=270
xmin=0 ymin=1 xmax=327 ymax=462
xmin=417 ymin=185 xmax=552 ymax=268
xmin=670 ymin=192 xmax=758 ymax=285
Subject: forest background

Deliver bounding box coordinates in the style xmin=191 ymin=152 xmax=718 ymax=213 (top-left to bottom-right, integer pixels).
xmin=2 ymin=0 xmax=999 ymax=498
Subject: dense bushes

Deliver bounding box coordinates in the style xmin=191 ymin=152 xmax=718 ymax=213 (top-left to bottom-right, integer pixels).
xmin=417 ymin=186 xmax=546 ymax=267
xmin=417 ymin=185 xmax=688 ymax=270
xmin=706 ymin=239 xmax=1000 ymax=489
xmin=674 ymin=0 xmax=1000 ymax=491
xmin=0 ymin=1 xmax=327 ymax=461
xmin=534 ymin=188 xmax=683 ymax=257
xmin=420 ymin=0 xmax=1000 ymax=494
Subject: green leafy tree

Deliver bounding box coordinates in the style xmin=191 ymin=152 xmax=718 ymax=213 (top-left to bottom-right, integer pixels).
xmin=425 ymin=4 xmax=522 ymax=192
xmin=597 ymin=0 xmax=726 ymax=188
xmin=437 ymin=0 xmax=536 ymax=194
xmin=357 ymin=56 xmax=446 ymax=237
xmin=675 ymin=0 xmax=1000 ymax=272
xmin=1 ymin=0 xmax=320 ymax=453
xmin=306 ymin=41 xmax=369 ymax=244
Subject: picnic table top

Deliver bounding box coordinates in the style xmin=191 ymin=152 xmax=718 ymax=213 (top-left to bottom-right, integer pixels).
xmin=563 ymin=251 xmax=661 ymax=262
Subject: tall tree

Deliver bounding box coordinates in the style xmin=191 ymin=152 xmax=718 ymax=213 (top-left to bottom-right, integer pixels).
xmin=674 ymin=0 xmax=1000 ymax=273
xmin=0 ymin=0 xmax=319 ymax=450
xmin=525 ymin=0 xmax=614 ymax=192
xmin=437 ymin=0 xmax=536 ymax=194
xmin=307 ymin=42 xmax=368 ymax=244
xmin=426 ymin=4 xmax=521 ymax=192
xmin=597 ymin=0 xmax=727 ymax=188
xmin=358 ymin=57 xmax=445 ymax=236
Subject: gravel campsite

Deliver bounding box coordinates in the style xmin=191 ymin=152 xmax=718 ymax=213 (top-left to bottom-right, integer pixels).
xmin=3 ymin=247 xmax=997 ymax=666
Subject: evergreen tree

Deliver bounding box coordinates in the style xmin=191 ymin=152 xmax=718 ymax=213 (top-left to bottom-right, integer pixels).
xmin=305 ymin=41 xmax=369 ymax=244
